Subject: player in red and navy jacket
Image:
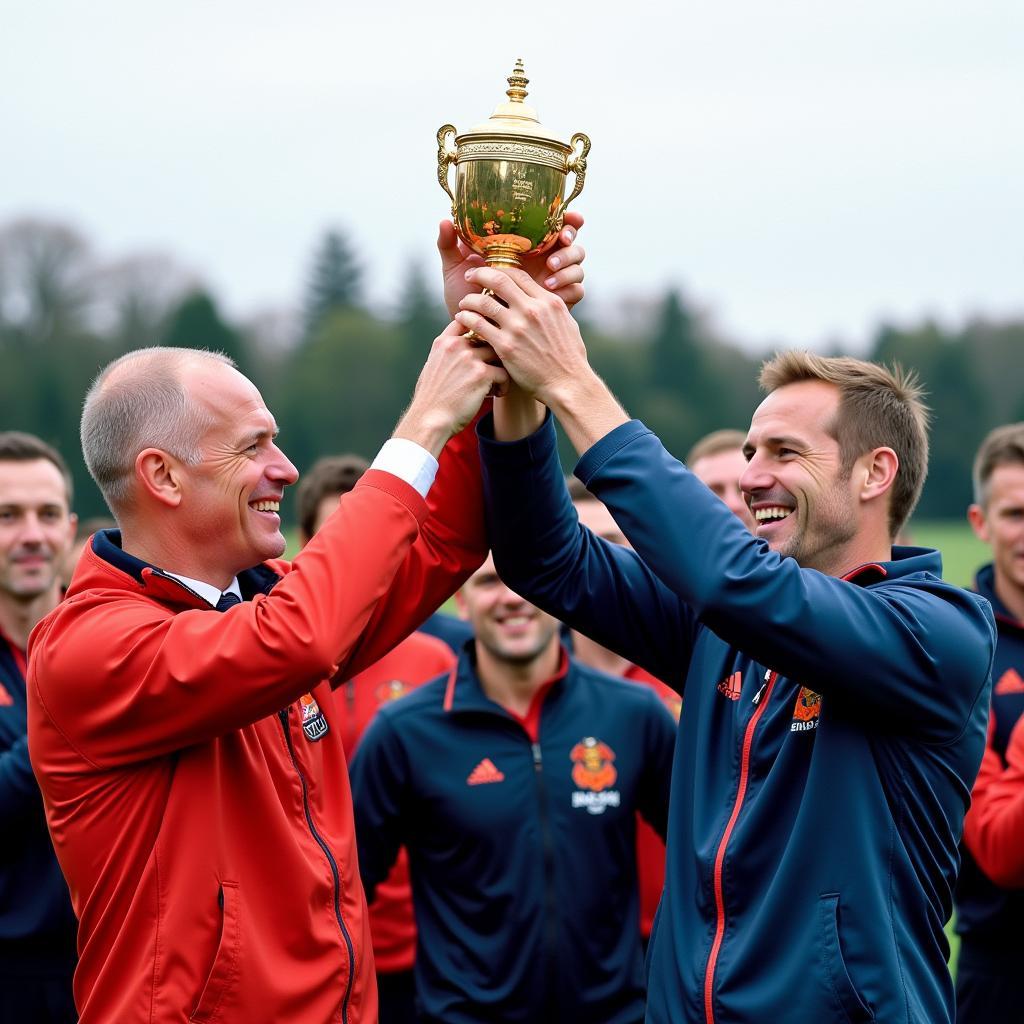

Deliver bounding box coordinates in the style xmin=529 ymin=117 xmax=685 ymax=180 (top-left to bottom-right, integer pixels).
xmin=953 ymin=422 xmax=1024 ymax=1023
xmin=456 ymin=272 xmax=994 ymax=1024
xmin=350 ymin=554 xmax=676 ymax=1024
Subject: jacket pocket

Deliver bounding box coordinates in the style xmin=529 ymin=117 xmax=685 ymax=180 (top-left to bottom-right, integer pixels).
xmin=191 ymin=881 xmax=241 ymax=1023
xmin=818 ymin=893 xmax=874 ymax=1023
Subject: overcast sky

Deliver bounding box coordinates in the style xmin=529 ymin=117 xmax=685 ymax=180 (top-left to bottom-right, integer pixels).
xmin=2 ymin=1 xmax=1020 ymax=352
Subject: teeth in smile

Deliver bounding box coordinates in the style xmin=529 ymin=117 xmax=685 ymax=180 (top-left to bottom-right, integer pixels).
xmin=755 ymin=506 xmax=792 ymax=523
xmin=253 ymin=501 xmax=280 ymax=513
xmin=503 ymin=616 xmax=530 ymax=626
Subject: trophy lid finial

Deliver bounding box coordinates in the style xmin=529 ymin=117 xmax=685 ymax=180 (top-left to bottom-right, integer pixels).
xmin=506 ymin=59 xmax=529 ymax=104
xmin=463 ymin=59 xmax=568 ymax=147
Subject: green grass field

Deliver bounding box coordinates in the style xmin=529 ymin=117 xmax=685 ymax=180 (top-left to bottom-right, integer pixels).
xmin=909 ymin=520 xmax=989 ymax=589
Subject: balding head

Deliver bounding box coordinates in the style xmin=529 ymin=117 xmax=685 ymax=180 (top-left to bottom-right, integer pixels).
xmin=81 ymin=347 xmax=236 ymax=514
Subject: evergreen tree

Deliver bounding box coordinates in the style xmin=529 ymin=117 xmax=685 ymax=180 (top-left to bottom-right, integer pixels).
xmin=303 ymin=230 xmax=363 ymax=339
xmin=394 ymin=261 xmax=446 ymax=399
xmin=641 ymin=289 xmax=720 ymax=458
xmin=161 ymin=290 xmax=249 ymax=377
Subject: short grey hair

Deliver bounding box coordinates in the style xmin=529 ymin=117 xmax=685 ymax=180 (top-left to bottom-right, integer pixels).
xmin=81 ymin=347 xmax=236 ymax=513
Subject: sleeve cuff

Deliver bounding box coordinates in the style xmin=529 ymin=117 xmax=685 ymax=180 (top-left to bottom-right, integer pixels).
xmin=574 ymin=419 xmax=653 ymax=488
xmin=371 ymin=438 xmax=439 ymax=499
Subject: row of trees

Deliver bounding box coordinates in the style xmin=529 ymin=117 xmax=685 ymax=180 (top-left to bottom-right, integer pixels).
xmin=1 ymin=217 xmax=1021 ymax=523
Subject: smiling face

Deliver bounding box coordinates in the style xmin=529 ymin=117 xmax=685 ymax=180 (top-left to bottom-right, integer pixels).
xmin=0 ymin=458 xmax=75 ymax=603
xmin=741 ymin=379 xmax=865 ymax=574
xmin=969 ymin=462 xmax=1024 ymax=610
xmin=176 ymin=361 xmax=298 ymax=578
xmin=456 ymin=553 xmax=560 ymax=666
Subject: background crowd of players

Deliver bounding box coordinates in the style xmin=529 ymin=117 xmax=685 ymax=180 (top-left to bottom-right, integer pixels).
xmin=3 ymin=415 xmax=1024 ymax=1022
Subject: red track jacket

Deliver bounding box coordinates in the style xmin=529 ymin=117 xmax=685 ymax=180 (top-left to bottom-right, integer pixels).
xmin=26 ymin=424 xmax=486 ymax=1024
xmin=964 ymin=714 xmax=1024 ymax=887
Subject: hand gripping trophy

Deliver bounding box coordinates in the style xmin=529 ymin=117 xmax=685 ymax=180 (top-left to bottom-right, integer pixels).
xmin=436 ymin=59 xmax=590 ymax=272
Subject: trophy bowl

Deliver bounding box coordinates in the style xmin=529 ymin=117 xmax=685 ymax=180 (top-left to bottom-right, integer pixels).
xmin=437 ymin=60 xmax=590 ymax=269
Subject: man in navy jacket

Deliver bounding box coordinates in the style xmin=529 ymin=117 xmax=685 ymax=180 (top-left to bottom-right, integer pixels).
xmin=0 ymin=432 xmax=78 ymax=1023
xmin=954 ymin=422 xmax=1024 ymax=1023
xmin=350 ymin=553 xmax=676 ymax=1024
xmin=454 ymin=268 xmax=996 ymax=1024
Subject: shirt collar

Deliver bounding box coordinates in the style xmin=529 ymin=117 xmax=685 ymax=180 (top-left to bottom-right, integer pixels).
xmin=164 ymin=572 xmax=242 ymax=608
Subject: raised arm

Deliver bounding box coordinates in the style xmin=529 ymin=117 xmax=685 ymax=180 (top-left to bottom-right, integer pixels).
xmin=479 ymin=411 xmax=695 ymax=689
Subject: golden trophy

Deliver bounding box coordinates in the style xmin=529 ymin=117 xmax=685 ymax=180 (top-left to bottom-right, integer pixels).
xmin=436 ymin=59 xmax=590 ymax=270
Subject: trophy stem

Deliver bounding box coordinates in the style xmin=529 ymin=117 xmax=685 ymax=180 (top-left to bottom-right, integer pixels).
xmin=483 ymin=244 xmax=525 ymax=268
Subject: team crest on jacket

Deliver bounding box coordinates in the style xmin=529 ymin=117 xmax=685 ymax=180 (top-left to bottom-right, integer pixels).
xmin=791 ymin=687 xmax=821 ymax=732
xmin=375 ymin=679 xmax=410 ymax=704
xmin=570 ymin=737 xmax=621 ymax=815
xmin=299 ymin=693 xmax=329 ymax=741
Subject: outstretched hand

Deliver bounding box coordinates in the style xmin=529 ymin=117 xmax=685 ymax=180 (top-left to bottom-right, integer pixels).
xmin=393 ymin=321 xmax=509 ymax=458
xmin=438 ymin=211 xmax=586 ymax=319
xmin=455 ymin=267 xmax=630 ymax=454
xmin=453 ymin=266 xmax=589 ymax=408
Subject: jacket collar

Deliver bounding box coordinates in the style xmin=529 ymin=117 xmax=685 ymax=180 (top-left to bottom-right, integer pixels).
xmin=840 ymin=545 xmax=942 ymax=587
xmin=77 ymin=529 xmax=280 ymax=610
xmin=442 ymin=639 xmax=571 ymax=717
xmin=973 ymin=562 xmax=1024 ymax=634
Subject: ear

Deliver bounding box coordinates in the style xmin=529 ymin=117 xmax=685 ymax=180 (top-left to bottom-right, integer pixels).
xmin=967 ymin=503 xmax=990 ymax=544
xmin=857 ymin=447 xmax=899 ymax=504
xmin=454 ymin=589 xmax=470 ymax=621
xmin=66 ymin=512 xmax=79 ymax=548
xmin=135 ymin=448 xmax=185 ymax=509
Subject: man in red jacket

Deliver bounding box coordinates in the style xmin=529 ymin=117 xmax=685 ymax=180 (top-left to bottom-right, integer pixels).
xmin=297 ymin=452 xmax=455 ymax=1023
xmin=27 ymin=220 xmax=586 ymax=1024
xmin=956 ymin=421 xmax=1024 ymax=1023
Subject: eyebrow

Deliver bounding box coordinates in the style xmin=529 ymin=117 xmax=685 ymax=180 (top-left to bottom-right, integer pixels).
xmin=742 ymin=435 xmax=808 ymax=458
xmin=235 ymin=425 xmax=279 ymax=448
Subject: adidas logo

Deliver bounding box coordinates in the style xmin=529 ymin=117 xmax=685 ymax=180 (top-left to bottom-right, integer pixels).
xmin=717 ymin=671 xmax=742 ymax=701
xmin=467 ymin=758 xmax=505 ymax=786
xmin=996 ymin=668 xmax=1024 ymax=696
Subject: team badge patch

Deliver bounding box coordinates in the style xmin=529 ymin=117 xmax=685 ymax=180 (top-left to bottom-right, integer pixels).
xmin=375 ymin=679 xmax=410 ymax=704
xmin=299 ymin=693 xmax=329 ymax=741
xmin=570 ymin=737 xmax=621 ymax=815
xmin=791 ymin=687 xmax=821 ymax=732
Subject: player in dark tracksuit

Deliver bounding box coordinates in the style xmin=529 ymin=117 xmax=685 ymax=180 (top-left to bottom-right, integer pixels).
xmin=453 ymin=268 xmax=995 ymax=1024
xmin=954 ymin=422 xmax=1024 ymax=1024
xmin=351 ymin=555 xmax=676 ymax=1024
xmin=0 ymin=433 xmax=78 ymax=1024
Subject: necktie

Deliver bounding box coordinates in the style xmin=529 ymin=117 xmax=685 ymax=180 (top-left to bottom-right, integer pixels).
xmin=215 ymin=592 xmax=242 ymax=612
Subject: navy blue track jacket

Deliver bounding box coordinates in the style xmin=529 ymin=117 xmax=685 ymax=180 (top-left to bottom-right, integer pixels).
xmin=478 ymin=414 xmax=995 ymax=1024
xmin=954 ymin=563 xmax=1024 ymax=949
xmin=0 ymin=631 xmax=77 ymax=957
xmin=350 ymin=643 xmax=677 ymax=1024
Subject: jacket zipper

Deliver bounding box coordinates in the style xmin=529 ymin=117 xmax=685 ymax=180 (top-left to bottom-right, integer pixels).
xmin=531 ymin=740 xmax=559 ymax=1020
xmin=703 ymin=669 xmax=778 ymax=1024
xmin=278 ymin=709 xmax=356 ymax=1024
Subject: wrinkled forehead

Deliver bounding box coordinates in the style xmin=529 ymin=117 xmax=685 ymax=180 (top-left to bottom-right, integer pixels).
xmin=745 ymin=380 xmax=840 ymax=450
xmin=183 ymin=361 xmax=276 ymax=434
xmin=0 ymin=458 xmax=71 ymax=508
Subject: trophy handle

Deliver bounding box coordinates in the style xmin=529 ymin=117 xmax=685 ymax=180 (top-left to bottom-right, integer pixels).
xmin=563 ymin=132 xmax=591 ymax=210
xmin=436 ymin=124 xmax=458 ymax=217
